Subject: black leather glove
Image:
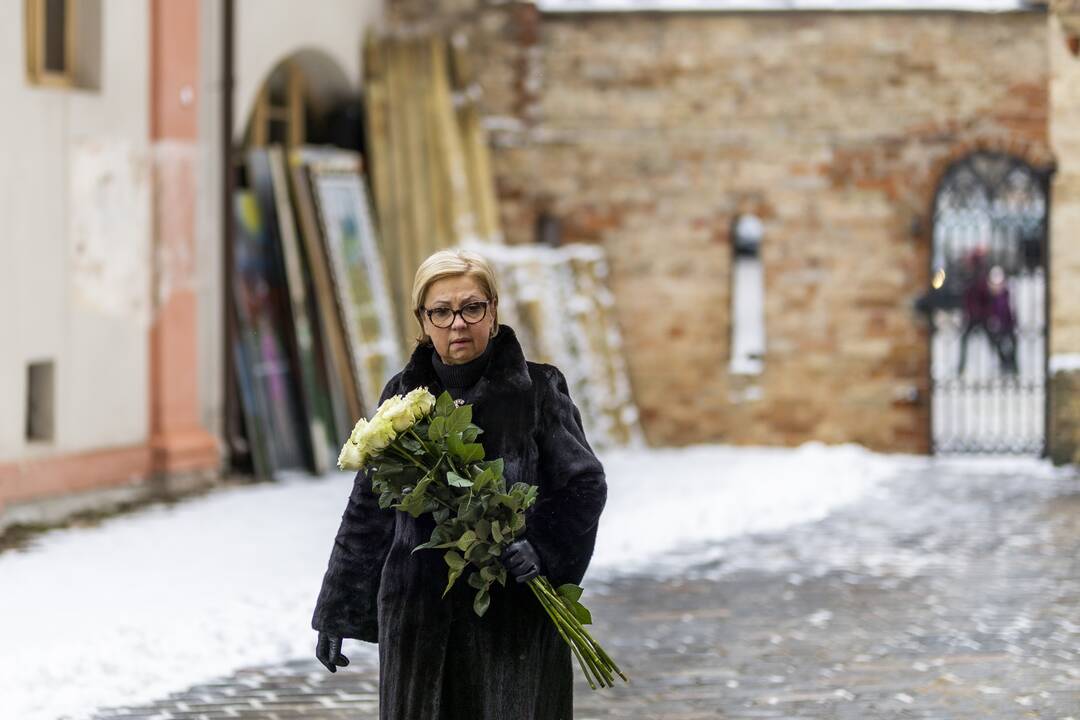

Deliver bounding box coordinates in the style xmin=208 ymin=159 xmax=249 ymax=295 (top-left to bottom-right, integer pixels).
xmin=315 ymin=631 xmax=350 ymax=673
xmin=500 ymin=538 xmax=543 ymax=583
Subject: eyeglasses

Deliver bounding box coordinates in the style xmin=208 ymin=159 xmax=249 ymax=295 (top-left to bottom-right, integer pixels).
xmin=421 ymin=300 xmax=489 ymax=329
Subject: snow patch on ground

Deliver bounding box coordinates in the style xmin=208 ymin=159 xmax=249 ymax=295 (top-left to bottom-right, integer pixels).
xmin=1 ymin=442 xmax=1028 ymax=720
xmin=588 ymin=441 xmax=904 ymax=578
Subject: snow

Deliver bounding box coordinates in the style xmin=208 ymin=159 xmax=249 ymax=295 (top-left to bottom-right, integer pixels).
xmin=0 ymin=442 xmax=935 ymax=719
xmin=1050 ymin=353 xmax=1080 ymax=375
xmin=589 ymin=442 xmax=901 ymax=577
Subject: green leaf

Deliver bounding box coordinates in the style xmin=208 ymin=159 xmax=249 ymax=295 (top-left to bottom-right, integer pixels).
xmin=428 ymin=416 xmax=447 ymax=442
xmin=448 ymin=405 xmax=472 ymax=433
xmin=456 ymin=530 xmax=477 ymax=551
xmin=447 ymin=432 xmax=468 ymax=460
xmin=436 ymin=391 xmax=455 ymax=417
xmin=462 ymin=426 xmax=480 ymax=443
xmin=442 ymin=566 xmax=463 ymax=598
xmin=556 ymin=584 xmax=584 ymax=603
xmin=471 ymin=468 xmax=494 ymax=493
xmin=375 ymin=461 xmax=404 ymax=475
xmin=570 ymin=600 xmax=592 ymax=625
xmin=490 ymin=521 xmax=504 ymax=543
xmin=487 ymin=457 xmax=504 ymax=479
xmin=480 ymin=561 xmax=507 ymax=585
xmin=412 ymin=534 xmax=450 ymax=554
xmin=460 ymin=504 xmax=482 ymax=525
xmin=462 ymin=443 xmax=485 ymax=463
xmin=446 ymin=471 xmax=473 ymax=488
xmin=521 ymin=486 xmax=538 ymax=510
xmin=443 ymin=550 xmax=466 ymax=571
xmin=509 ymin=513 xmax=525 ymax=533
xmin=475 ymin=519 xmax=490 ymax=542
xmin=433 ymin=507 xmax=450 ymax=523
xmin=465 ymin=542 xmax=490 ymax=562
xmin=398 ymin=437 xmax=423 ymax=454
xmin=378 ymin=491 xmax=395 ymax=509
xmin=473 ymin=589 xmax=490 ymax=617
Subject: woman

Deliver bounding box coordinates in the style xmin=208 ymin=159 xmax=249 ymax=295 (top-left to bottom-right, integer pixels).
xmin=311 ymin=249 xmax=608 ymax=719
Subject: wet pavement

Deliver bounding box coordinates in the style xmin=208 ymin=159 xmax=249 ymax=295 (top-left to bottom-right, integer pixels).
xmin=90 ymin=459 xmax=1080 ymax=719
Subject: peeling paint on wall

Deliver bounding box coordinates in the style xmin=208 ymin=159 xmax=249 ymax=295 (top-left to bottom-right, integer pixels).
xmin=151 ymin=141 xmax=198 ymax=309
xmin=70 ymin=140 xmax=152 ymax=327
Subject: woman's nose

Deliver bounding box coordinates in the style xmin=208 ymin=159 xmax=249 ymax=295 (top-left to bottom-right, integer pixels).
xmin=451 ymin=312 xmax=468 ymax=329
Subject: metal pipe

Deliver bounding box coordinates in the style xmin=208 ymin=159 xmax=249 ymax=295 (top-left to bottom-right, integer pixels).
xmin=222 ymin=0 xmax=236 ymax=470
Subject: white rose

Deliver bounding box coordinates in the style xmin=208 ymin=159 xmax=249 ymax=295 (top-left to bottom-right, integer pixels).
xmin=337 ymin=440 xmax=364 ymax=471
xmin=404 ymin=387 xmax=435 ymax=420
xmin=380 ymin=396 xmax=415 ymax=433
xmin=349 ymin=417 xmax=369 ymax=445
xmin=365 ymin=417 xmax=396 ymax=452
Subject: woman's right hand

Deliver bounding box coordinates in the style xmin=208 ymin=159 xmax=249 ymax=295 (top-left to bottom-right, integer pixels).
xmin=316 ymin=631 xmax=350 ymax=673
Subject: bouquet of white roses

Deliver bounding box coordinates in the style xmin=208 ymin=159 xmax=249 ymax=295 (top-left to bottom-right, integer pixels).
xmin=338 ymin=387 xmax=628 ymax=690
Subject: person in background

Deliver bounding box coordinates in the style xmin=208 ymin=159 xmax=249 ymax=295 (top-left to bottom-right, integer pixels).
xmin=987 ymin=264 xmax=1018 ymax=376
xmin=957 ymin=247 xmax=992 ymax=377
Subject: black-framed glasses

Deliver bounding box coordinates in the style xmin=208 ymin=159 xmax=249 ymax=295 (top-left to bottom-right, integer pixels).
xmin=422 ymin=300 xmax=489 ymax=329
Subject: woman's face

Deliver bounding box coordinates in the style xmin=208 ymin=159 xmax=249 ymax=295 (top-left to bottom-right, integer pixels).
xmin=421 ymin=274 xmax=497 ymax=365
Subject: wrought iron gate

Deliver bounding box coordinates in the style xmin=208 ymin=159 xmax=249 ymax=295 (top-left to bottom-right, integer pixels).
xmin=929 ymin=152 xmax=1050 ymax=455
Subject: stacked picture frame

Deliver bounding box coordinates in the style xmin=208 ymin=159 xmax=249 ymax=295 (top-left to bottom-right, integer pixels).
xmin=232 ymin=146 xmax=401 ymax=479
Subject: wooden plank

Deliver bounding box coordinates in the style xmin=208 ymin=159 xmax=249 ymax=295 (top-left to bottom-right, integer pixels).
xmin=307 ymin=154 xmax=402 ymax=416
xmin=450 ymin=34 xmax=502 ymax=243
xmin=288 ymin=147 xmax=361 ymax=432
xmin=431 ymin=33 xmax=476 ymax=245
xmin=231 ymin=189 xmax=309 ymax=475
xmin=266 ymin=146 xmax=335 ymax=473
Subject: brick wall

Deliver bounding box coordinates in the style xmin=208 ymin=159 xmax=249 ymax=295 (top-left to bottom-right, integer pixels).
xmin=1049 ymin=12 xmax=1080 ymax=463
xmin=390 ymin=2 xmax=1051 ymax=452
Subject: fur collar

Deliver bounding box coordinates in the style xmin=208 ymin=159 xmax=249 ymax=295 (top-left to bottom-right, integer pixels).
xmin=399 ymin=323 xmax=533 ymax=396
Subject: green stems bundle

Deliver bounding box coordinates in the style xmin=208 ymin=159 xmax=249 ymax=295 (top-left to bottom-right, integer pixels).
xmin=338 ymin=388 xmax=629 ymax=689
xmin=527 ymin=576 xmax=628 ymax=690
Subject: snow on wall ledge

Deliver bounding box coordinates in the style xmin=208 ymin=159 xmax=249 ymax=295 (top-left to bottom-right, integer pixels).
xmin=1050 ymin=353 xmax=1080 ymax=374
xmin=537 ymin=0 xmax=1040 ymax=12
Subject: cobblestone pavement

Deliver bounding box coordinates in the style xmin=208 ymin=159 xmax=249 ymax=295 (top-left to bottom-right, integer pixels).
xmin=91 ymin=460 xmax=1080 ymax=719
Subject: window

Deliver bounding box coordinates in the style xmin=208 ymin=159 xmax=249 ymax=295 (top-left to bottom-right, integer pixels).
xmin=25 ymin=0 xmax=73 ymax=87
xmin=729 ymin=214 xmax=765 ymax=375
xmin=26 ymin=360 xmax=56 ymax=442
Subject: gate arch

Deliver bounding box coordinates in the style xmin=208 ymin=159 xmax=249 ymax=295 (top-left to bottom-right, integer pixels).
xmin=929 ymin=151 xmax=1051 ymax=455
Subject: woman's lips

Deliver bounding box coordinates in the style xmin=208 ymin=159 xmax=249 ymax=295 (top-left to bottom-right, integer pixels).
xmin=451 ymin=339 xmax=470 ymax=345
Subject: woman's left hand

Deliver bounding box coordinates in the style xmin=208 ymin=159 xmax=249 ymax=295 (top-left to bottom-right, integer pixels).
xmin=501 ymin=539 xmax=542 ymax=583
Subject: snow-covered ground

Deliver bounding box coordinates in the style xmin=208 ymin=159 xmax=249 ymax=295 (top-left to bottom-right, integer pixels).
xmin=0 ymin=443 xmax=1017 ymax=719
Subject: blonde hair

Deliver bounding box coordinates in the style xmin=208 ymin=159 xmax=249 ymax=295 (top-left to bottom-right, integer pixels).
xmin=411 ymin=249 xmax=500 ymax=346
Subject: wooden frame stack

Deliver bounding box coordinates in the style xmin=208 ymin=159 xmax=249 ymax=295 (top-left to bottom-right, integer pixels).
xmin=471 ymin=241 xmax=644 ymax=449
xmin=363 ymin=29 xmax=504 ymax=349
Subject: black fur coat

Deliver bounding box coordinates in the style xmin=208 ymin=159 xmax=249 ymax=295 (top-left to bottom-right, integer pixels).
xmin=311 ymin=324 xmax=608 ymax=719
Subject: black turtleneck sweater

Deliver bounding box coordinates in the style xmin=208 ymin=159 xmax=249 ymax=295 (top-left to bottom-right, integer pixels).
xmin=430 ymin=338 xmax=495 ymax=401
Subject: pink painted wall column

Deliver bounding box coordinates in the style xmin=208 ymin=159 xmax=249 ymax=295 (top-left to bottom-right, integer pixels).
xmin=148 ymin=0 xmax=219 ymax=474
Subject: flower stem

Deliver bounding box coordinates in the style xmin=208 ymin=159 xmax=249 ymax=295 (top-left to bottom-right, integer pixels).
xmin=531 ymin=577 xmax=627 ymax=685
xmin=533 ymin=581 xmax=613 ymax=686
xmin=528 ymin=580 xmax=598 ymax=690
